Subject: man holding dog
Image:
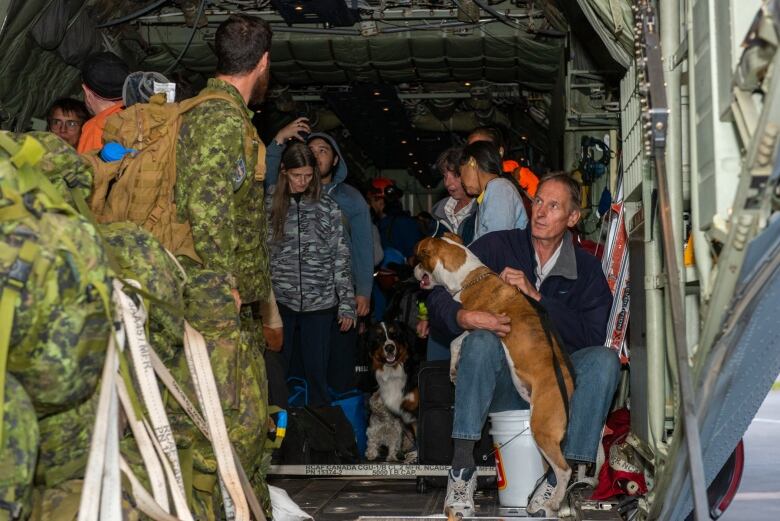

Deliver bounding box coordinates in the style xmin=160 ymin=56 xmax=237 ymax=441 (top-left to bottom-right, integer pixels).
xmin=426 ymin=172 xmax=620 ymax=518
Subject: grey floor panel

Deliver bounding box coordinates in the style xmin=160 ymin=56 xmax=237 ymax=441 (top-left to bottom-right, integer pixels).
xmin=269 ymin=478 xmax=621 ymax=520
xmin=271 ymin=478 xmax=548 ymax=519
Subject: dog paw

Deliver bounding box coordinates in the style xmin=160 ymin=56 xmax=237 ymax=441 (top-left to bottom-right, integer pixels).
xmin=403 ymin=450 xmax=418 ymax=464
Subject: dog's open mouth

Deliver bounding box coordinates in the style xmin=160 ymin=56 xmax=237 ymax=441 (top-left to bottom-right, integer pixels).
xmin=384 ymin=353 xmax=396 ymax=364
xmin=419 ymin=273 xmax=431 ymax=289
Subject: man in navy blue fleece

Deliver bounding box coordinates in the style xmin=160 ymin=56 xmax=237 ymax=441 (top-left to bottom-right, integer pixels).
xmin=428 ymin=172 xmax=620 ymax=518
xmin=265 ymin=120 xmax=374 ymax=393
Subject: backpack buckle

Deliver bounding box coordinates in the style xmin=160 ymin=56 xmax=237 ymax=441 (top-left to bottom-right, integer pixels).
xmin=0 ymin=498 xmax=22 ymax=518
xmin=63 ymin=172 xmax=80 ymax=189
xmin=146 ymin=204 xmax=164 ymax=225
xmin=6 ymin=256 xmax=32 ymax=291
xmin=22 ymin=192 xmax=43 ymax=218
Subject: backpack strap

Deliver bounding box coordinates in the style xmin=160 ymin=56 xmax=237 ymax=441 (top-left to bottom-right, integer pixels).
xmin=179 ymin=91 xmax=266 ymax=182
xmin=0 ymin=240 xmax=38 ymax=448
xmin=0 ymin=136 xmax=47 ymax=448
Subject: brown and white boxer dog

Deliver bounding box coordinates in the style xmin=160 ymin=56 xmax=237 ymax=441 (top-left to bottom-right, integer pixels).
xmin=414 ymin=232 xmax=575 ymax=514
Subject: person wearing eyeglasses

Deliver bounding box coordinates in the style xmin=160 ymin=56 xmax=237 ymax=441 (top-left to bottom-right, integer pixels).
xmin=46 ymin=98 xmax=89 ymax=147
xmin=266 ymin=141 xmax=356 ymax=407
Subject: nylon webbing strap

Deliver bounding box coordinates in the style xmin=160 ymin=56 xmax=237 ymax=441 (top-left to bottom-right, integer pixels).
xmin=114 ymin=280 xmax=195 ymax=520
xmin=116 ymin=374 xmax=170 ymax=511
xmin=0 ymin=240 xmax=39 ymax=448
xmin=182 ymin=322 xmax=250 ymax=521
xmin=114 ymin=280 xmax=189 ymax=509
xmin=119 ymin=458 xmax=180 ymax=521
xmin=0 ymin=134 xmax=44 ymax=169
xmin=149 ymin=348 xmax=267 ymax=521
xmin=77 ymin=334 xmax=120 ymax=521
xmin=79 ymin=286 xmax=198 ymax=521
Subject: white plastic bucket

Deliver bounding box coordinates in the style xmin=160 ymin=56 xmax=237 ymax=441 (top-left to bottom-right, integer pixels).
xmin=488 ymin=409 xmax=545 ymax=507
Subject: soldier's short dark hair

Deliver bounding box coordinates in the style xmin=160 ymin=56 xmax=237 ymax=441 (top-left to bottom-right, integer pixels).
xmin=537 ymin=171 xmax=582 ymax=211
xmin=47 ymin=98 xmax=89 ymax=122
xmin=215 ymin=14 xmax=273 ymax=76
xmin=435 ymin=147 xmax=464 ymax=177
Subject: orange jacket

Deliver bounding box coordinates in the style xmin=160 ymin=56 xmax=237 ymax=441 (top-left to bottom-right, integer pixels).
xmin=502 ymin=160 xmax=539 ymax=197
xmin=77 ymin=102 xmax=123 ymax=154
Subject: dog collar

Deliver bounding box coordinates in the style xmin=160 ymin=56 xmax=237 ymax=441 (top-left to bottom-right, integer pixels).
xmin=453 ymin=270 xmax=497 ymax=297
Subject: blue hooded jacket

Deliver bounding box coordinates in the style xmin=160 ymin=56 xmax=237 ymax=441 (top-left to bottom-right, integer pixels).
xmin=265 ymin=133 xmax=374 ymax=299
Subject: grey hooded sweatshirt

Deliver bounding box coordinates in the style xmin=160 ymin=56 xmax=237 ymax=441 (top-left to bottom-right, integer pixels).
xmin=265 ymin=187 xmax=356 ymax=320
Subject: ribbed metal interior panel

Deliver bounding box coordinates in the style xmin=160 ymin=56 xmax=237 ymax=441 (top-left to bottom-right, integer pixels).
xmin=620 ymin=62 xmax=645 ymax=202
xmin=689 ymin=0 xmax=741 ymax=228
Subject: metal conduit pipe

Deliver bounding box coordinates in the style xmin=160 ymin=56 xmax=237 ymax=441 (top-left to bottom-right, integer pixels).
xmin=681 ymin=83 xmax=691 ymax=203
xmin=270 ymin=20 xmax=493 ymax=35
xmin=685 ymin=0 xmax=713 ymax=300
xmin=645 ymin=185 xmax=669 ymax=449
xmin=661 ymin=0 xmax=685 ymax=291
xmin=680 ymin=50 xmax=702 ymax=352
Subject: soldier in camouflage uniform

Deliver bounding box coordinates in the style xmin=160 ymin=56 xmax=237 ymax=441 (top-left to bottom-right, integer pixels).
xmin=173 ymin=13 xmax=274 ymax=514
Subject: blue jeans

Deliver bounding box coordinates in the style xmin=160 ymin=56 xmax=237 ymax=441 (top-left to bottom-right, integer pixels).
xmin=452 ymin=330 xmax=621 ymax=463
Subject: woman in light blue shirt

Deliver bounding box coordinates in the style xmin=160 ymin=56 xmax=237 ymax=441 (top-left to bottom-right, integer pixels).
xmin=458 ymin=141 xmax=528 ymax=240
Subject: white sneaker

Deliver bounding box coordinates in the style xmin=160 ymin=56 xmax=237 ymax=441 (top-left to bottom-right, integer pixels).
xmin=571 ymin=463 xmax=599 ymax=489
xmin=444 ymin=467 xmax=477 ymax=518
xmin=527 ymin=473 xmax=557 ymax=517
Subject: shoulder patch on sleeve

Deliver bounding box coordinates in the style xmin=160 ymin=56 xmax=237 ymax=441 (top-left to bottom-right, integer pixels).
xmin=233 ymin=157 xmax=247 ymax=191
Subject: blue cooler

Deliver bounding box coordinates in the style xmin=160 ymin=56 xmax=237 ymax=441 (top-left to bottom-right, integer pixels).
xmin=331 ymin=389 xmax=368 ymax=458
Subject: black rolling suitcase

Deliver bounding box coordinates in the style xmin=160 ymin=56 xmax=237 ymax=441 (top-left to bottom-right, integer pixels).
xmin=416 ymin=360 xmax=495 ymax=491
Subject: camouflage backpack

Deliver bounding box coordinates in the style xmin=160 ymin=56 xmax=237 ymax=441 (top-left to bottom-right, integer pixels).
xmin=84 ymin=90 xmax=264 ymax=264
xmin=0 ymin=374 xmax=38 ymax=521
xmin=0 ymin=132 xmax=112 ymax=420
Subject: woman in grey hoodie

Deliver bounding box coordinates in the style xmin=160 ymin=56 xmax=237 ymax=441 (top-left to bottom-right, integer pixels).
xmin=266 ymin=142 xmax=356 ymax=406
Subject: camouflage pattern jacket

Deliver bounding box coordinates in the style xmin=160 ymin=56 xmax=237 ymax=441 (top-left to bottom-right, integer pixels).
xmin=175 ymin=78 xmax=270 ymax=304
xmin=266 ymin=188 xmax=356 ymax=320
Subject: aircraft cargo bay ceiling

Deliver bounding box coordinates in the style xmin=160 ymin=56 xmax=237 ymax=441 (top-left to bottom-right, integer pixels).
xmin=0 ymin=0 xmax=632 ymax=177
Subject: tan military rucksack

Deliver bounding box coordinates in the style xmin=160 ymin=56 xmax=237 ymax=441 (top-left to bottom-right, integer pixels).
xmin=85 ymin=90 xmax=262 ymax=263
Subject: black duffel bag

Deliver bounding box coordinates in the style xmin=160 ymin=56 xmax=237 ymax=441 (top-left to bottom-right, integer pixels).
xmin=280 ymin=406 xmax=360 ymax=464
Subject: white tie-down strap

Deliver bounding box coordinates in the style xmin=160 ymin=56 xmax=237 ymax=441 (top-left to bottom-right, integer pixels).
xmin=183 ymin=322 xmax=250 ymax=521
xmin=148 ymin=347 xmax=268 ymax=521
xmin=113 ymin=279 xmax=189 ymax=516
xmin=119 ymin=457 xmax=180 ymax=521
xmin=77 ymin=334 xmax=122 ymax=521
xmin=79 ymin=282 xmax=197 ymax=521
xmin=115 ymin=374 xmax=169 ymax=509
